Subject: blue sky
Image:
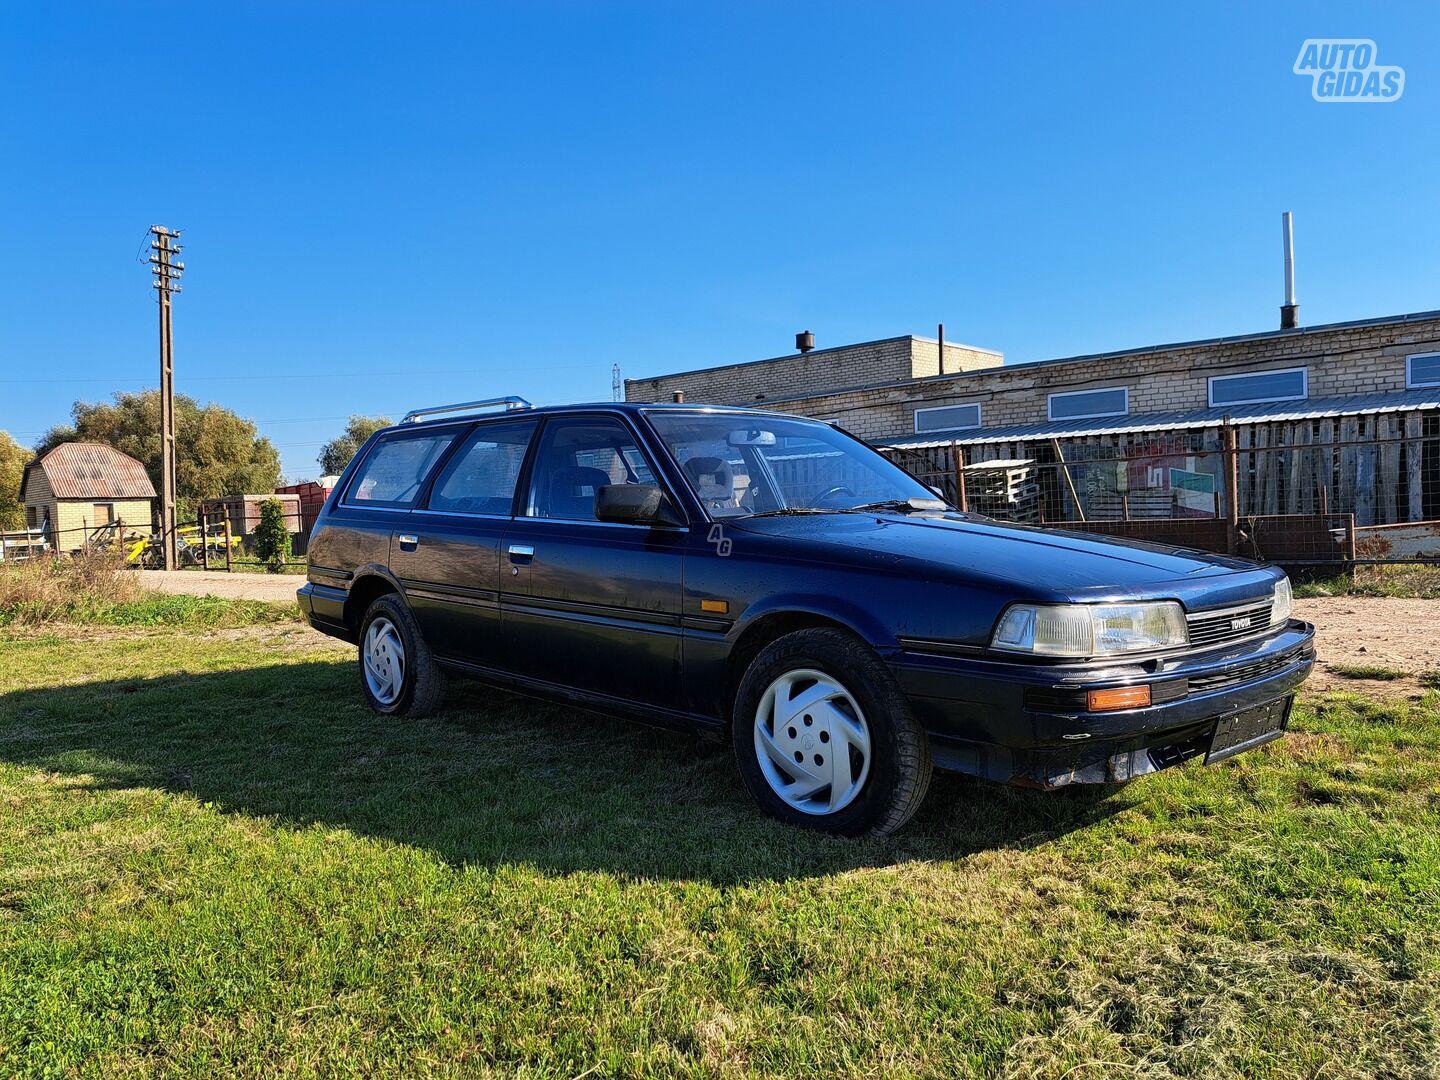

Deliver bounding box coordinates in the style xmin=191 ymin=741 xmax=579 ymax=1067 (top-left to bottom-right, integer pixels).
xmin=1 ymin=2 xmax=1435 ymax=479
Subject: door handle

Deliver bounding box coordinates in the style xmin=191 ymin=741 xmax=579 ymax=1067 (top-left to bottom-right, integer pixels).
xmin=398 ymin=534 xmax=419 ymax=546
xmin=507 ymin=544 xmax=535 ymax=561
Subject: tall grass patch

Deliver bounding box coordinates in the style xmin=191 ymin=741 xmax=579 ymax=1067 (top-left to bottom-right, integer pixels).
xmin=0 ymin=553 xmax=298 ymax=627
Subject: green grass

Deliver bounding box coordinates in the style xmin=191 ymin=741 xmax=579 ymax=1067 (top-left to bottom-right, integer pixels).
xmin=1328 ymin=663 xmax=1411 ymax=681
xmin=1294 ymin=563 xmax=1440 ymax=599
xmin=0 ymin=628 xmax=1437 ymax=1077
xmin=0 ymin=592 xmax=299 ymax=629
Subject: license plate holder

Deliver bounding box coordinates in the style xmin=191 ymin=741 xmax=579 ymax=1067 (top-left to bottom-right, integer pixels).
xmin=1206 ymin=696 xmax=1293 ymax=763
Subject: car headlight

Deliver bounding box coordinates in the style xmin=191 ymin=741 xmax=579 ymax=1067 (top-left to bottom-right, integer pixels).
xmin=991 ymin=601 xmax=1188 ymax=657
xmin=1271 ymin=576 xmax=1293 ymax=626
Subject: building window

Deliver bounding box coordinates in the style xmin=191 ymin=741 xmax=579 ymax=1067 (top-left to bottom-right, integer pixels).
xmin=1047 ymin=386 xmax=1129 ymax=421
xmin=1207 ymin=367 xmax=1308 ymax=408
xmin=92 ymin=503 xmax=115 ymax=526
xmin=913 ymin=402 xmax=982 ymax=433
xmin=1407 ymin=353 xmax=1440 ymax=388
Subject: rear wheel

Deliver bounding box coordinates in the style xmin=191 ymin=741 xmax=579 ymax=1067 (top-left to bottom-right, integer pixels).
xmin=357 ymin=594 xmax=446 ymax=717
xmin=733 ymin=628 xmax=932 ymax=836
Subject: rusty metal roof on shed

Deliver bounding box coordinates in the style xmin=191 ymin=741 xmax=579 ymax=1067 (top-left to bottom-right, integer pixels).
xmin=882 ymin=389 xmax=1440 ymax=450
xmin=21 ymin=442 xmax=157 ymax=501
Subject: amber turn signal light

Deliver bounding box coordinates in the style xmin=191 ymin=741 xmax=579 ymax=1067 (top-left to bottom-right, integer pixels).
xmin=1087 ymin=685 xmax=1151 ymax=712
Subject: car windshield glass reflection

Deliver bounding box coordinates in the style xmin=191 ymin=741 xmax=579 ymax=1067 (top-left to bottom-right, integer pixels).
xmin=647 ymin=413 xmax=943 ymax=517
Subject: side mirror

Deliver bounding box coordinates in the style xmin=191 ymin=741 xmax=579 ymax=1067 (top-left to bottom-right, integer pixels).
xmin=595 ymin=484 xmax=684 ymax=527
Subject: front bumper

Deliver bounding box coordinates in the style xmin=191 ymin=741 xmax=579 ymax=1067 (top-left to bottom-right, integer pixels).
xmin=890 ymin=619 xmax=1316 ymax=787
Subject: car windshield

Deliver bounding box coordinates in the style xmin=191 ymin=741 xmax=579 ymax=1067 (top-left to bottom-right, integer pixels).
xmin=646 ymin=412 xmax=946 ymax=518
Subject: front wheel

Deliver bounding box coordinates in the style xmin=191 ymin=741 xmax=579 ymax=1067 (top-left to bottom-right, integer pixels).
xmin=358 ymin=594 xmax=447 ymax=717
xmin=733 ymin=628 xmax=932 ymax=836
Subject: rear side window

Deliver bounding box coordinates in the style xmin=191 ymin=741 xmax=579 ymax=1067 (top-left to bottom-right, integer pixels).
xmin=426 ymin=420 xmax=537 ymax=515
xmin=345 ymin=431 xmax=457 ymax=508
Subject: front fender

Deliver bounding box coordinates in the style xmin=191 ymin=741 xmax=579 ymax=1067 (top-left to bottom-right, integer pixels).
xmin=731 ymin=592 xmax=898 ymax=652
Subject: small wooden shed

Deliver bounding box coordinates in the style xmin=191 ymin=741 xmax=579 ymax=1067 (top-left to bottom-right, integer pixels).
xmin=19 ymin=443 xmax=156 ymax=550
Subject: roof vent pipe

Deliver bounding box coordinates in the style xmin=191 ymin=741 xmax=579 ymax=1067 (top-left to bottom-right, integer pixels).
xmin=1280 ymin=211 xmax=1299 ymax=330
xmin=796 ymin=330 xmax=815 ymax=353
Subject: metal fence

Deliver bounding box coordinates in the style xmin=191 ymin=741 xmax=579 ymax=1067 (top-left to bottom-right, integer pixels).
xmin=882 ymin=414 xmax=1440 ymax=565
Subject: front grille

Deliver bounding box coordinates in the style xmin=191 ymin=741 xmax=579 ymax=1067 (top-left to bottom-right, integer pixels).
xmin=1187 ymin=645 xmax=1308 ymax=694
xmin=1186 ymin=601 xmax=1274 ymax=650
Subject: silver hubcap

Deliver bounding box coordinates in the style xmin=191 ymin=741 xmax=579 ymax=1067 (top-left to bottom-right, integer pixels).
xmin=363 ymin=616 xmax=406 ymax=706
xmin=753 ymin=668 xmax=872 ymax=815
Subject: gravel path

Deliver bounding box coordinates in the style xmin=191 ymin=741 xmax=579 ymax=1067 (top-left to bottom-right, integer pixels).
xmin=141 ymin=570 xmax=304 ymax=604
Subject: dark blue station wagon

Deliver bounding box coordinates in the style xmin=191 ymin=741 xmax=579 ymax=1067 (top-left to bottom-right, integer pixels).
xmin=299 ymin=397 xmax=1316 ymax=835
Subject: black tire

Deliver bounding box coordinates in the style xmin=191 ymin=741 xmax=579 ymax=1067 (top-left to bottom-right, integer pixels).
xmin=357 ymin=593 xmax=447 ymax=717
xmin=732 ymin=628 xmax=932 ymax=837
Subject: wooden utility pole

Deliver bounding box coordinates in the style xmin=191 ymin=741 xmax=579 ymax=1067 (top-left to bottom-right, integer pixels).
xmin=149 ymin=226 xmax=184 ymax=570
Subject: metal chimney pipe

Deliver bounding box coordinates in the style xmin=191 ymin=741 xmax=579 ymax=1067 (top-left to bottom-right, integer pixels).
xmin=672 ymin=390 xmax=685 ymax=403
xmin=796 ymin=330 xmax=815 ymax=354
xmin=937 ymin=323 xmax=945 ymax=373
xmin=1280 ymin=212 xmax=1299 ymax=329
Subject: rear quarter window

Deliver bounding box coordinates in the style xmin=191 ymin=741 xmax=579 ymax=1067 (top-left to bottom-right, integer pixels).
xmin=344 ymin=431 xmax=458 ymax=508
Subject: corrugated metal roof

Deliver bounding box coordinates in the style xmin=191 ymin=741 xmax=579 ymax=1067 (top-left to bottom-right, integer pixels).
xmin=882 ymin=389 xmax=1440 ymax=450
xmin=25 ymin=442 xmax=157 ymax=500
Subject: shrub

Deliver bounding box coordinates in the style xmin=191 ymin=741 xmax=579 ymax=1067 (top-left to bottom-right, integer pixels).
xmin=252 ymin=498 xmax=292 ymax=574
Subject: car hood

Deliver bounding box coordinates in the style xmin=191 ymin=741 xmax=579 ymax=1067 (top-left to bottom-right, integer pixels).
xmin=727 ymin=511 xmax=1276 ymax=605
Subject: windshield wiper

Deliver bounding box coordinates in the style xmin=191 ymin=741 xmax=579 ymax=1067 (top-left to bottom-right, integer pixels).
xmin=746 ymin=498 xmax=949 ymax=519
xmin=745 ymin=507 xmax=844 ymax=518
xmin=846 ymin=498 xmax=949 ymax=514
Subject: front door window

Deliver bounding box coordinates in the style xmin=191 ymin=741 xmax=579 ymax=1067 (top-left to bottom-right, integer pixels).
xmin=524 ymin=417 xmax=658 ymax=522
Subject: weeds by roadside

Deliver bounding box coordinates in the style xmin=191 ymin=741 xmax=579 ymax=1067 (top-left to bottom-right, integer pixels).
xmin=1294 ymin=563 xmax=1440 ymax=599
xmin=0 ymin=553 xmax=299 ymax=627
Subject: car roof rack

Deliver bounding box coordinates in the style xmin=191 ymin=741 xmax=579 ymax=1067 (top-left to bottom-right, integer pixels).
xmin=400 ymin=396 xmax=534 ymax=425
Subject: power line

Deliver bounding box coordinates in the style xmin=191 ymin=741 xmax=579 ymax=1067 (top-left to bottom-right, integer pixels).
xmin=0 ymin=362 xmax=601 ymax=385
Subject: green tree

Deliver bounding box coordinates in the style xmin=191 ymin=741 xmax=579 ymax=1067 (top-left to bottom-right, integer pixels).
xmin=318 ymin=415 xmax=392 ymax=476
xmin=35 ymin=391 xmax=281 ymax=520
xmin=252 ymin=498 xmax=293 ymax=573
xmin=0 ymin=430 xmax=32 ymax=531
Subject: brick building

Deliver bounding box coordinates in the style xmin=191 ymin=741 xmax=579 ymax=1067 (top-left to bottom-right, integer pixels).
xmin=19 ymin=442 xmax=156 ymax=551
xmin=625 ymin=312 xmax=1440 ymax=445
xmin=625 ymin=311 xmax=1440 ymax=541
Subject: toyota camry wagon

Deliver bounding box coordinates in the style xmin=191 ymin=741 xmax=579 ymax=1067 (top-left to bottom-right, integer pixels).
xmin=299 ymin=397 xmax=1315 ymax=835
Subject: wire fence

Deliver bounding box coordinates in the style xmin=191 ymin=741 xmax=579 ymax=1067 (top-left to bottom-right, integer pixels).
xmin=883 ymin=415 xmax=1440 ymax=565
xmin=3 ymin=497 xmax=324 ymax=570
xmin=0 ymin=516 xmax=240 ymax=569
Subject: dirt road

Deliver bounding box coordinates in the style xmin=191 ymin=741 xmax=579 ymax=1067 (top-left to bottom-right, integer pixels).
xmin=141 ymin=570 xmax=303 ymax=604
xmin=1294 ymin=595 xmax=1440 ymax=692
